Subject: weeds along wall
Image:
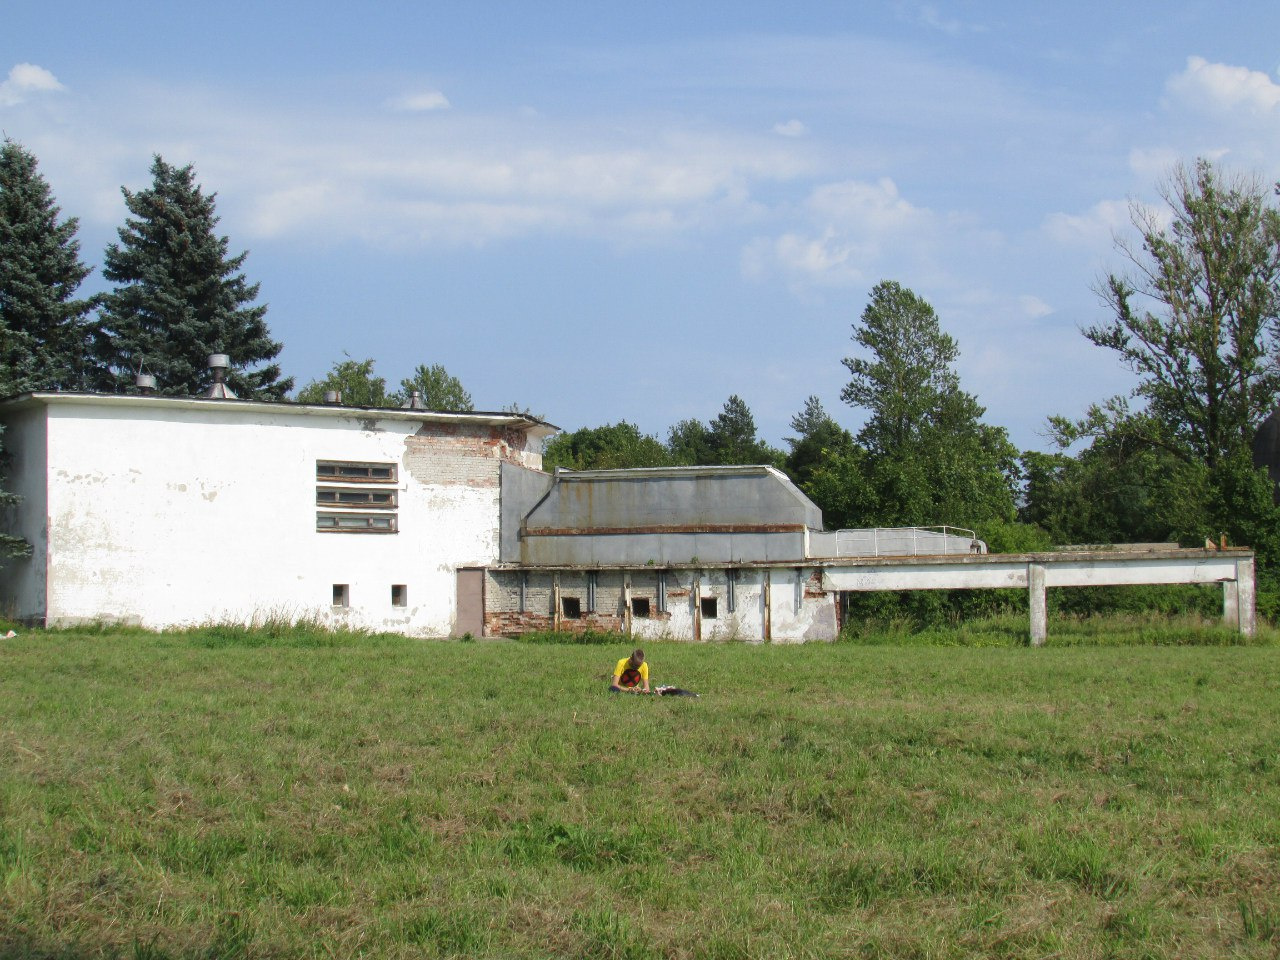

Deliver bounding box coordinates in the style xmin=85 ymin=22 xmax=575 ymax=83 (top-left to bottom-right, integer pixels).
xmin=484 ymin=566 xmax=839 ymax=641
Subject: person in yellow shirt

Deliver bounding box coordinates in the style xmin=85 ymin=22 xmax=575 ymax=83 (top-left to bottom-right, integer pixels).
xmin=610 ymin=648 xmax=650 ymax=694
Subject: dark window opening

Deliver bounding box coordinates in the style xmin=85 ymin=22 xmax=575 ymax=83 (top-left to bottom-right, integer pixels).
xmin=391 ymin=584 xmax=407 ymax=607
xmin=332 ymin=584 xmax=349 ymax=607
xmin=317 ymin=512 xmax=397 ymax=533
xmin=700 ymin=597 xmax=718 ymax=619
xmin=561 ymin=596 xmax=582 ymax=619
xmin=631 ymin=597 xmax=651 ymax=618
xmin=317 ymin=488 xmax=396 ymax=508
xmin=316 ymin=461 xmax=397 ymax=483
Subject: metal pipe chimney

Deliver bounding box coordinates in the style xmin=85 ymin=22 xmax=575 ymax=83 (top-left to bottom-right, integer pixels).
xmin=205 ymin=354 xmax=237 ymax=399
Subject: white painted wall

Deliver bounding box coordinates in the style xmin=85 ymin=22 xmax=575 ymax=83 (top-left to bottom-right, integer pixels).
xmin=630 ymin=568 xmax=837 ymax=643
xmin=17 ymin=397 xmax=542 ymax=635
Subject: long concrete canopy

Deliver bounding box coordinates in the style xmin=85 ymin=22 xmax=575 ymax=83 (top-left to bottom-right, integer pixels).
xmin=819 ymin=547 xmax=1255 ymax=645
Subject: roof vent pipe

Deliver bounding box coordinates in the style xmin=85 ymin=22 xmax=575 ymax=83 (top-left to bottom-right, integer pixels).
xmin=402 ymin=389 xmax=427 ymax=410
xmin=205 ymin=354 xmax=237 ymax=399
xmin=135 ymin=373 xmax=157 ymax=394
xmin=324 ymin=390 xmax=342 ymax=404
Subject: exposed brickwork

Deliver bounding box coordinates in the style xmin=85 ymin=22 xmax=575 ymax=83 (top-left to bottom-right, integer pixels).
xmin=484 ymin=568 xmax=672 ymax=636
xmin=403 ymin=423 xmax=536 ymax=489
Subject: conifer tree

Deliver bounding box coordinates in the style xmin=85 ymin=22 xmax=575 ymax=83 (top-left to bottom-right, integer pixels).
xmin=94 ymin=156 xmax=291 ymax=398
xmin=0 ymin=138 xmax=95 ymax=392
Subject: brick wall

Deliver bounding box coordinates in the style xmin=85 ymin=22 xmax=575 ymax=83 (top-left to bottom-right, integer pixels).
xmin=403 ymin=423 xmax=537 ymax=489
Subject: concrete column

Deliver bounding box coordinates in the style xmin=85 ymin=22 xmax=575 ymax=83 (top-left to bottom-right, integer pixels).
xmin=1237 ymin=558 xmax=1257 ymax=637
xmin=692 ymin=573 xmax=702 ymax=642
xmin=1223 ymin=580 xmax=1239 ymax=629
xmin=552 ymin=572 xmax=561 ymax=631
xmin=763 ymin=571 xmax=772 ymax=642
xmin=623 ymin=573 xmax=633 ymax=636
xmin=1028 ymin=562 xmax=1047 ymax=647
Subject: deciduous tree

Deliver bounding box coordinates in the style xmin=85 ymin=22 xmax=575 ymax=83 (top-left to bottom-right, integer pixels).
xmin=837 ymin=280 xmax=1017 ymax=529
xmin=393 ymin=363 xmax=473 ymax=411
xmin=543 ymin=421 xmax=671 ymax=471
xmin=295 ymin=358 xmax=388 ymax=407
xmin=1085 ymin=158 xmax=1280 ymax=471
xmin=94 ymin=156 xmax=291 ymax=398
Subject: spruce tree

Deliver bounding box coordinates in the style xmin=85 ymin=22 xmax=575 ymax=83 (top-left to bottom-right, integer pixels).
xmin=95 ymin=156 xmax=291 ymax=398
xmin=0 ymin=138 xmax=95 ymax=392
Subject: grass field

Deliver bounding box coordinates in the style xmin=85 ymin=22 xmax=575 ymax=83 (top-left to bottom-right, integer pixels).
xmin=2 ymin=622 xmax=1279 ymax=959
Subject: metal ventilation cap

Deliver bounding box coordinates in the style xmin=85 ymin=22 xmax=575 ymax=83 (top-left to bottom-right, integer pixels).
xmin=204 ymin=354 xmax=237 ymax=399
xmin=324 ymin=390 xmax=342 ymax=404
xmin=135 ymin=373 xmax=157 ymax=394
xmin=402 ymin=389 xmax=427 ymax=410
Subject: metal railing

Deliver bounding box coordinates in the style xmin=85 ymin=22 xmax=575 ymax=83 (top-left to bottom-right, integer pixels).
xmin=823 ymin=526 xmax=985 ymax=558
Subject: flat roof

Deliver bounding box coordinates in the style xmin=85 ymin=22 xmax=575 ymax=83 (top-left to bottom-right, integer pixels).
xmin=0 ymin=391 xmax=560 ymax=438
xmin=490 ymin=546 xmax=1253 ymax=570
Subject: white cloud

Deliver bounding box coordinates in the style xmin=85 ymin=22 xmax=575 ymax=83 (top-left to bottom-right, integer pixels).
xmin=388 ymin=90 xmax=450 ymax=112
xmin=23 ymin=78 xmax=815 ymax=248
xmin=1041 ymin=199 xmax=1130 ymax=247
xmin=773 ymin=119 xmax=807 ymax=137
xmin=742 ymin=177 xmax=942 ymax=293
xmin=0 ymin=63 xmax=64 ymax=107
xmin=1165 ymin=56 xmax=1280 ymax=116
xmin=911 ymin=4 xmax=987 ymax=36
xmin=1018 ymin=294 xmax=1053 ymax=319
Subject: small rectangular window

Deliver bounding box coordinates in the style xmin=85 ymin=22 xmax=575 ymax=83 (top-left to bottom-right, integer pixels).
xmin=316 ymin=461 xmax=397 ymax=483
xmin=317 ymin=488 xmax=397 ymax=508
xmin=561 ymin=596 xmax=582 ymax=620
xmin=700 ymin=597 xmax=718 ymax=619
xmin=631 ymin=597 xmax=651 ymax=618
xmin=317 ymin=513 xmax=398 ymax=533
xmin=332 ymin=584 xmax=349 ymax=608
xmin=391 ymin=584 xmax=407 ymax=607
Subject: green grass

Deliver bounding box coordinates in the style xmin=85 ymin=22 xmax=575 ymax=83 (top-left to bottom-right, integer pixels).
xmin=1 ymin=624 xmax=1278 ymax=958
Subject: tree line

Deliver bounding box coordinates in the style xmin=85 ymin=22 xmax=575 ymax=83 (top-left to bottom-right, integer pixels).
xmin=3 ymin=140 xmax=1280 ymax=619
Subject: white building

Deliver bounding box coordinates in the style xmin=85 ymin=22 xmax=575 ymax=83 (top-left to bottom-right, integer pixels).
xmin=0 ymin=390 xmax=1257 ymax=644
xmin=0 ymin=392 xmax=553 ymax=634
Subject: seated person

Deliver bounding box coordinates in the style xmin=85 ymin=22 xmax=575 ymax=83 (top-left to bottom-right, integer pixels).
xmin=610 ymin=648 xmax=650 ymax=693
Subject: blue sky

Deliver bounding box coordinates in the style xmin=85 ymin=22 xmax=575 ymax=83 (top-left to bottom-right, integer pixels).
xmin=5 ymin=1 xmax=1280 ymax=450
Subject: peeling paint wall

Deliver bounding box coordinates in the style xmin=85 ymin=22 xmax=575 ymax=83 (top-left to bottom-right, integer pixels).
xmin=28 ymin=401 xmax=539 ymax=635
xmin=483 ymin=566 xmax=838 ymax=642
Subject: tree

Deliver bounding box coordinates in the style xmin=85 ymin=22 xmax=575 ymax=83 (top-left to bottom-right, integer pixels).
xmin=543 ymin=421 xmax=671 ymax=471
xmin=94 ymin=156 xmax=291 ymax=398
xmin=393 ymin=363 xmax=472 ymax=411
xmin=783 ymin=395 xmax=855 ymax=489
xmin=295 ymin=358 xmax=388 ymax=407
xmin=1062 ymin=159 xmax=1280 ymax=563
xmin=667 ymin=395 xmax=783 ymax=467
xmin=838 ymin=280 xmax=1017 ymax=528
xmin=1085 ymin=159 xmax=1280 ymax=472
xmin=0 ymin=139 xmax=95 ymax=392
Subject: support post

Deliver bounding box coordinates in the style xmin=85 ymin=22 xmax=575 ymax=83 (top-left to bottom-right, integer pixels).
xmin=1223 ymin=580 xmax=1239 ymax=629
xmin=692 ymin=573 xmax=702 ymax=642
xmin=552 ymin=572 xmax=561 ymax=631
xmin=623 ymin=573 xmax=633 ymax=636
xmin=1028 ymin=562 xmax=1047 ymax=647
xmin=763 ymin=570 xmax=773 ymax=642
xmin=1236 ymin=557 xmax=1256 ymax=637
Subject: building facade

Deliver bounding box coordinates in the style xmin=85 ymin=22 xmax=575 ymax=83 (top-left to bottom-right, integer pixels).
xmin=0 ymin=393 xmax=552 ymax=634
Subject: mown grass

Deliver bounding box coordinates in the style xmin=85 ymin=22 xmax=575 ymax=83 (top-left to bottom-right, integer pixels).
xmin=1 ymin=623 xmax=1278 ymax=958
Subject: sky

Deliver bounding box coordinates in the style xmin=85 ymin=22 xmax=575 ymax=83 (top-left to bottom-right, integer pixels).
xmin=4 ymin=1 xmax=1280 ymax=451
